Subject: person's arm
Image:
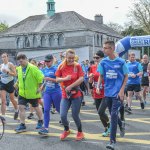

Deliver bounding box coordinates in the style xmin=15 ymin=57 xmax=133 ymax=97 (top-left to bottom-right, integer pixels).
xmin=56 ymin=75 xmax=71 ymax=83
xmin=136 ymin=63 xmax=143 ymax=77
xmin=44 ymin=77 xmax=57 ymax=82
xmin=118 ymin=74 xmax=128 ymax=101
xmin=118 ymin=63 xmax=128 ymax=101
xmin=96 ymin=63 xmax=104 ymax=94
xmin=8 ymin=63 xmax=17 ymax=76
xmin=66 ymin=77 xmax=84 ymax=92
xmin=147 ymin=63 xmax=150 ymax=74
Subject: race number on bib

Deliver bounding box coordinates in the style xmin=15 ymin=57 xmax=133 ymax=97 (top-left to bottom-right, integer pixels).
xmin=106 ymin=70 xmax=118 ymax=79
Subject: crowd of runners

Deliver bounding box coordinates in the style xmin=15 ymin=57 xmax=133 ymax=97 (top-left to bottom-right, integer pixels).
xmin=0 ymin=40 xmax=149 ymax=150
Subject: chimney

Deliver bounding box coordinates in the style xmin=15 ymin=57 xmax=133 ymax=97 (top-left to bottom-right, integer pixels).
xmin=95 ymin=14 xmax=103 ymax=24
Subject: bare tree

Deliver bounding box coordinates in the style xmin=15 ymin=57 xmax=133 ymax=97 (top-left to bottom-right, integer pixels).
xmin=129 ymin=0 xmax=150 ymax=34
xmin=106 ymin=22 xmax=124 ymax=34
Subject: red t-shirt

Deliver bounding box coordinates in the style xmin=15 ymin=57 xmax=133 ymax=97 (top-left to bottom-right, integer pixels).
xmin=55 ymin=63 xmax=84 ymax=99
xmin=89 ymin=64 xmax=104 ymax=99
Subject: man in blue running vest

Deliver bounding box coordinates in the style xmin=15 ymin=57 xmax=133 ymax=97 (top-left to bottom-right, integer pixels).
xmin=96 ymin=41 xmax=128 ymax=150
xmin=126 ymin=52 xmax=144 ymax=112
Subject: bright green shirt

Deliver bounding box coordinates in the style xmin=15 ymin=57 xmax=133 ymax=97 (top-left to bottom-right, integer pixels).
xmin=17 ymin=63 xmax=44 ymax=99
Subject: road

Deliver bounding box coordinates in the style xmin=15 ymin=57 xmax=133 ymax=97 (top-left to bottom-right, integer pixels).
xmin=1 ymin=96 xmax=150 ymax=150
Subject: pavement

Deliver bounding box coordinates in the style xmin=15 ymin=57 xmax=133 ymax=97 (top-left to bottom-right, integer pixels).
xmin=0 ymin=95 xmax=150 ymax=150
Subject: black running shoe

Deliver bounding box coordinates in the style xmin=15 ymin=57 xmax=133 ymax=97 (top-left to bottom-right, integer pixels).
xmin=27 ymin=113 xmax=34 ymax=119
xmin=140 ymin=102 xmax=145 ymax=110
xmin=14 ymin=111 xmax=19 ymax=120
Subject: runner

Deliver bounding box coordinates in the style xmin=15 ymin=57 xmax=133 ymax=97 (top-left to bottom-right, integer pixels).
xmin=141 ymin=54 xmax=150 ymax=104
xmin=56 ymin=49 xmax=84 ymax=141
xmin=126 ymin=52 xmax=144 ymax=113
xmin=89 ymin=50 xmax=110 ymax=137
xmin=27 ymin=59 xmax=44 ymax=119
xmin=96 ymin=41 xmax=128 ymax=150
xmin=38 ymin=54 xmax=62 ymax=135
xmin=15 ymin=54 xmax=44 ymax=133
xmin=0 ymin=53 xmax=19 ymax=120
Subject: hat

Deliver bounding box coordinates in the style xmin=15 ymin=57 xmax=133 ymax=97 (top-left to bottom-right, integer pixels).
xmin=44 ymin=54 xmax=53 ymax=61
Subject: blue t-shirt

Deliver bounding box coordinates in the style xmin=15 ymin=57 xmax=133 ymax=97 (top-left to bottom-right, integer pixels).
xmin=97 ymin=57 xmax=128 ymax=97
xmin=126 ymin=61 xmax=143 ymax=85
xmin=42 ymin=66 xmax=61 ymax=93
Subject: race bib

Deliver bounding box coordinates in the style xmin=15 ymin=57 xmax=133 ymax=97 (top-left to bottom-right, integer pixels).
xmin=94 ymin=82 xmax=103 ymax=89
xmin=46 ymin=81 xmax=55 ymax=89
xmin=144 ymin=72 xmax=148 ymax=77
xmin=106 ymin=70 xmax=118 ymax=79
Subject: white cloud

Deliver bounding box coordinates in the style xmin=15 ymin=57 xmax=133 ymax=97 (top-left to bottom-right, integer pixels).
xmin=0 ymin=0 xmax=133 ymax=26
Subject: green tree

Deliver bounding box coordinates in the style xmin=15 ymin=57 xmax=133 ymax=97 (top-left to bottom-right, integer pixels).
xmin=0 ymin=22 xmax=9 ymax=32
xmin=129 ymin=0 xmax=150 ymax=34
xmin=121 ymin=26 xmax=146 ymax=36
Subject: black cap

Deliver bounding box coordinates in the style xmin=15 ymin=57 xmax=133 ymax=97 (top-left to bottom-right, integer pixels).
xmin=44 ymin=54 xmax=53 ymax=61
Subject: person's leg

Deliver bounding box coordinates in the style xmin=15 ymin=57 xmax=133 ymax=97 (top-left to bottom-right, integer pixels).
xmin=109 ymin=97 xmax=121 ymax=143
xmin=9 ymin=92 xmax=18 ymax=111
xmin=15 ymin=96 xmax=28 ymax=133
xmin=71 ymin=97 xmax=84 ymax=140
xmin=19 ymin=105 xmax=26 ymax=124
xmin=71 ymin=97 xmax=82 ymax=132
xmin=0 ymin=90 xmax=7 ymax=117
xmin=135 ymin=91 xmax=144 ymax=109
xmin=127 ymin=91 xmax=133 ymax=108
xmin=142 ymin=86 xmax=148 ymax=101
xmin=60 ymin=98 xmax=71 ymax=140
xmin=52 ymin=91 xmax=62 ymax=113
xmin=60 ymin=99 xmax=71 ymax=131
xmin=98 ymin=98 xmax=109 ymax=128
xmin=120 ymin=102 xmax=125 ymax=121
xmin=43 ymin=93 xmax=52 ymax=129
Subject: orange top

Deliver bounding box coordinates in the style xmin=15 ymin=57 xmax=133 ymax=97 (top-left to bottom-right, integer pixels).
xmin=55 ymin=63 xmax=84 ymax=99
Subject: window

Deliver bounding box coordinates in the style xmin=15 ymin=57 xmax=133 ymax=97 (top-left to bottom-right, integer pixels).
xmin=100 ymin=35 xmax=103 ymax=46
xmin=24 ymin=37 xmax=30 ymax=48
xmin=16 ymin=37 xmax=21 ymax=49
xmin=41 ymin=36 xmax=46 ymax=47
xmin=97 ymin=34 xmax=100 ymax=46
xmin=58 ymin=34 xmax=64 ymax=46
xmin=33 ymin=36 xmax=38 ymax=47
xmin=49 ymin=35 xmax=55 ymax=47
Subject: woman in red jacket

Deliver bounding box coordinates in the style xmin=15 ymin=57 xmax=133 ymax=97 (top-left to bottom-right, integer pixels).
xmin=89 ymin=50 xmax=110 ymax=137
xmin=56 ymin=49 xmax=84 ymax=141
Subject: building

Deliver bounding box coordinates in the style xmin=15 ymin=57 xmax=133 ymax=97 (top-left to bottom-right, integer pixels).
xmin=0 ymin=0 xmax=122 ymax=63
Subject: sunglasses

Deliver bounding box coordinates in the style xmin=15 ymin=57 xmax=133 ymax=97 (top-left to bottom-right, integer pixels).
xmin=45 ymin=60 xmax=52 ymax=63
xmin=93 ymin=57 xmax=100 ymax=59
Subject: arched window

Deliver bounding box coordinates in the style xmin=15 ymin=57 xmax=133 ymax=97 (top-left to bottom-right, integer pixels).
xmin=100 ymin=35 xmax=103 ymax=46
xmin=97 ymin=34 xmax=100 ymax=46
xmin=33 ymin=36 xmax=38 ymax=48
xmin=49 ymin=35 xmax=55 ymax=47
xmin=16 ymin=37 xmax=21 ymax=49
xmin=41 ymin=36 xmax=46 ymax=47
xmin=58 ymin=34 xmax=64 ymax=46
xmin=24 ymin=37 xmax=30 ymax=48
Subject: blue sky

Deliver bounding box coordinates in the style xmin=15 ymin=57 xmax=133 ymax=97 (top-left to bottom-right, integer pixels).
xmin=0 ymin=0 xmax=133 ymax=26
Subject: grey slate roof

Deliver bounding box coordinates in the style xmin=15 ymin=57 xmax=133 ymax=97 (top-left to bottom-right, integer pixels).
xmin=0 ymin=11 xmax=121 ymax=38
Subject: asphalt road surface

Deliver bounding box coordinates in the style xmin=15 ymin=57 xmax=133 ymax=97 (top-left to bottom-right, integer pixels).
xmin=0 ymin=96 xmax=150 ymax=150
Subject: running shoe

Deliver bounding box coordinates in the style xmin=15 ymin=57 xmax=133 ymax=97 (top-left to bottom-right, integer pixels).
xmin=60 ymin=130 xmax=71 ymax=140
xmin=51 ymin=108 xmax=56 ymax=114
xmin=76 ymin=132 xmax=84 ymax=141
xmin=59 ymin=120 xmax=63 ymax=125
xmin=140 ymin=102 xmax=145 ymax=110
xmin=27 ymin=113 xmax=34 ymax=119
xmin=36 ymin=120 xmax=43 ymax=129
xmin=82 ymin=101 xmax=86 ymax=106
xmin=14 ymin=111 xmax=19 ymax=120
xmin=106 ymin=141 xmax=116 ymax=150
xmin=102 ymin=127 xmax=110 ymax=137
xmin=15 ymin=123 xmax=26 ymax=133
xmin=125 ymin=107 xmax=132 ymax=114
xmin=38 ymin=128 xmax=49 ymax=135
xmin=120 ymin=121 xmax=125 ymax=137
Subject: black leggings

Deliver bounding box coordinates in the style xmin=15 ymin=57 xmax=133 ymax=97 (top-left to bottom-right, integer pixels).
xmin=95 ymin=98 xmax=109 ymax=128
